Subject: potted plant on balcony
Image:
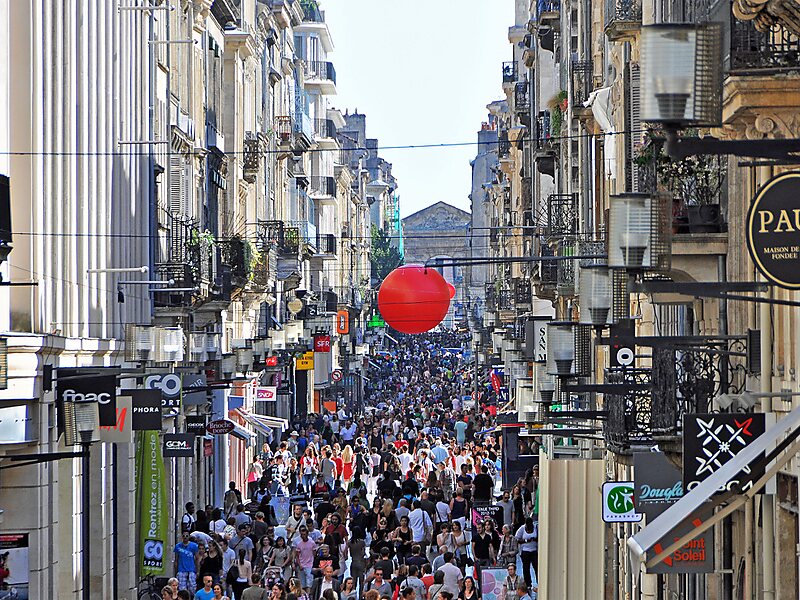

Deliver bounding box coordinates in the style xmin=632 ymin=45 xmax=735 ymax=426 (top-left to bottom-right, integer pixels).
xmin=549 ymin=90 xmax=568 ymax=136
xmin=634 ymin=132 xmax=726 ymax=234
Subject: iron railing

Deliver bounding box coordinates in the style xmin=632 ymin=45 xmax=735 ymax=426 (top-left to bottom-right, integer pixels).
xmin=502 ymin=61 xmax=517 ymax=83
xmin=604 ymin=0 xmax=641 ymax=33
xmin=316 ymin=233 xmax=336 ymax=255
xmin=513 ymin=278 xmax=532 ymax=305
xmin=536 ymin=0 xmax=559 ymax=18
xmin=243 ymin=132 xmax=264 ymax=182
xmin=274 ymin=116 xmax=294 ymax=143
xmin=571 ymin=60 xmax=593 ymax=108
xmin=498 ymin=129 xmax=511 ymax=157
xmin=535 ymin=111 xmax=553 ymax=149
xmin=217 ymin=238 xmax=250 ymax=290
xmin=730 ymin=10 xmax=800 ymax=71
xmin=305 ymin=61 xmax=337 ymax=84
xmin=311 ymin=176 xmax=337 ymax=197
xmin=300 ymin=0 xmax=323 ymax=22
xmin=314 ymin=118 xmax=337 ymax=139
xmin=259 ymin=220 xmax=300 ymax=256
xmin=547 ymin=193 xmax=578 ymax=238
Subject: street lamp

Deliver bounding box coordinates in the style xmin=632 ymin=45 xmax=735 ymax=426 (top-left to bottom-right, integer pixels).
xmin=580 ymin=265 xmax=613 ymax=326
xmin=546 ymin=322 xmax=576 ymax=376
xmin=608 ymin=194 xmax=652 ymax=269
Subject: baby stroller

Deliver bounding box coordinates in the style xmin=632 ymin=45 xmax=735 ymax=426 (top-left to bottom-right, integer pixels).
xmin=262 ymin=565 xmax=285 ymax=589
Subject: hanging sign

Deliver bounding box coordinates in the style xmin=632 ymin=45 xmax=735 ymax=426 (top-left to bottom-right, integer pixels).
xmin=336 ymin=310 xmax=349 ymax=335
xmin=683 ymin=413 xmax=765 ymax=494
xmin=746 ymin=171 xmax=800 ymax=289
xmin=99 ymin=395 xmax=132 ymax=443
xmin=265 ymin=355 xmax=279 ymax=367
xmin=184 ymin=415 xmax=207 ymax=436
xmin=255 ymin=386 xmax=277 ymax=402
xmin=145 ymin=373 xmax=182 ymax=409
xmin=138 ymin=430 xmax=169 ymax=575
xmin=601 ymin=481 xmax=643 ymax=523
xmin=182 ymin=373 xmax=207 ymax=406
xmin=163 ymin=433 xmax=194 ymax=457
xmin=206 ymin=419 xmax=235 ymax=435
xmin=56 ymin=368 xmax=118 ymax=427
xmin=314 ymin=335 xmax=331 ymax=353
xmin=131 ymin=389 xmax=163 ymax=431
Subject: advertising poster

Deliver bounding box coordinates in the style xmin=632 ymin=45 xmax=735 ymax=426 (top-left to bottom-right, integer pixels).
xmin=472 ymin=505 xmax=504 ymax=528
xmin=479 ymin=568 xmax=508 ymax=600
xmin=0 ymin=533 xmax=29 ymax=599
xmin=137 ymin=431 xmax=169 ymax=576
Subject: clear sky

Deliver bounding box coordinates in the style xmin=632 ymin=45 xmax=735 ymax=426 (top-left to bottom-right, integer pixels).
xmin=323 ymin=1 xmax=515 ymax=218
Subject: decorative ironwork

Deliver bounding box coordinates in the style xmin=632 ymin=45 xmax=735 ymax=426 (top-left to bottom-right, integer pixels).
xmin=730 ymin=9 xmax=800 ymax=71
xmin=317 ymin=233 xmax=336 ymax=255
xmin=547 ymin=194 xmax=578 ymax=237
xmin=485 ymin=284 xmax=497 ymax=311
xmin=571 ymin=60 xmax=593 ymax=107
xmin=217 ymin=238 xmax=250 ymax=290
xmin=556 ymin=240 xmax=576 ymax=296
xmin=314 ymin=118 xmax=337 ymax=139
xmin=535 ymin=111 xmax=552 ymax=149
xmin=605 ymin=0 xmax=641 ymax=40
xmin=513 ymin=278 xmax=532 ymax=305
xmin=311 ymin=176 xmax=337 ymax=197
xmin=274 ymin=116 xmax=294 ymax=144
xmin=498 ymin=129 xmax=511 ymax=157
xmin=604 ymin=367 xmax=653 ymax=453
xmin=305 ymin=60 xmax=337 ymax=84
xmin=259 ymin=220 xmax=299 ymax=255
xmin=243 ymin=132 xmax=264 ymax=183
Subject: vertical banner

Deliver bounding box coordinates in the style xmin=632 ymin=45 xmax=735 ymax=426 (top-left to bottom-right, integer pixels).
xmin=0 ymin=533 xmax=29 ymax=599
xmin=137 ymin=430 xmax=169 ymax=576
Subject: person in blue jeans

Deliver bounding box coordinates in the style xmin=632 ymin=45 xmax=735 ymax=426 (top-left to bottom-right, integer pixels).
xmin=174 ymin=531 xmax=199 ymax=595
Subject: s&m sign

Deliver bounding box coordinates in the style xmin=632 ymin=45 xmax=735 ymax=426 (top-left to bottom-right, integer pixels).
xmin=747 ymin=171 xmax=800 ymax=289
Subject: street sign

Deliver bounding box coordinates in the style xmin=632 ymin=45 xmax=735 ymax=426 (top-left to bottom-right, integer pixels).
xmin=601 ymin=481 xmax=643 ymax=523
xmin=336 ymin=310 xmax=349 ymax=334
xmin=296 ymin=352 xmax=314 ymax=371
xmin=331 ymin=369 xmax=343 ymax=382
xmin=206 ymin=419 xmax=235 ymax=435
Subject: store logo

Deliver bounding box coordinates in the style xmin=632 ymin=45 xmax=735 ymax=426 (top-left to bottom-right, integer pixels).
xmin=606 ymin=485 xmax=635 ymax=514
xmin=61 ymin=389 xmax=112 ymax=404
xmin=165 ymin=439 xmax=190 ymax=450
xmin=143 ymin=539 xmax=164 ymax=567
xmin=638 ymin=482 xmax=683 ymax=503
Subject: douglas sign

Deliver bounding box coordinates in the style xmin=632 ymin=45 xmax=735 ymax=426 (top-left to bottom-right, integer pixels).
xmin=747 ymin=171 xmax=800 ymax=289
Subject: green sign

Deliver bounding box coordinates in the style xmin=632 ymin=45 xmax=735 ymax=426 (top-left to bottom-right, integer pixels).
xmin=602 ymin=481 xmax=642 ymax=523
xmin=367 ymin=315 xmax=386 ymax=329
xmin=137 ymin=430 xmax=169 ymax=575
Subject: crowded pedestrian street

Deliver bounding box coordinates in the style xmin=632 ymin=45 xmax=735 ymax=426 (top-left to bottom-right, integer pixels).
xmin=169 ymin=333 xmax=539 ymax=600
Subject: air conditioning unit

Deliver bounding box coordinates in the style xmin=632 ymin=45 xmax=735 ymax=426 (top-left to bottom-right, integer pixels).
xmin=189 ymin=333 xmax=208 ymax=362
xmin=155 ymin=327 xmax=185 ymax=363
xmin=125 ymin=324 xmax=154 ymax=362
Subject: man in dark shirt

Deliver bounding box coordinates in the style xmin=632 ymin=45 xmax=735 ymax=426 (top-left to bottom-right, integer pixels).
xmin=314 ymin=493 xmax=335 ymax=528
xmin=374 ymin=548 xmax=394 ymax=581
xmin=471 ymin=521 xmax=494 ymax=567
xmin=405 ymin=544 xmax=429 ymax=569
xmin=473 ymin=465 xmax=495 ymax=503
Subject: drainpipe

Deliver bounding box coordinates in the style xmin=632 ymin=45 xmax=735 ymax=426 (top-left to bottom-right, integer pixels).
xmin=759 ymin=165 xmax=775 ymax=600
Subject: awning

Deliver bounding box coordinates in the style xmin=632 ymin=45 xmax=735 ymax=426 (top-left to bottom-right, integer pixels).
xmin=235 ymin=409 xmax=288 ymax=436
xmin=628 ymin=405 xmax=800 ymax=569
xmin=231 ymin=423 xmax=257 ymax=445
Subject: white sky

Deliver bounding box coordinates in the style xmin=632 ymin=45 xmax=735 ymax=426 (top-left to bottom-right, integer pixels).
xmin=323 ymin=1 xmax=515 ymax=218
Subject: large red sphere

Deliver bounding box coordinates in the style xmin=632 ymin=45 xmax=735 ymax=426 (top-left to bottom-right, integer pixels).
xmin=378 ymin=265 xmax=451 ymax=334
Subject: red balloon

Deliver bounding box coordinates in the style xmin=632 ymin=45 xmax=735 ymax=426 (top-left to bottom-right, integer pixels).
xmin=378 ymin=265 xmax=451 ymax=334
xmin=447 ymin=283 xmax=456 ymax=299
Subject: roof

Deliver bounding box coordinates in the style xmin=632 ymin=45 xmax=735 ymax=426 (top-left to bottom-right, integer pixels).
xmin=402 ymin=202 xmax=471 ymax=228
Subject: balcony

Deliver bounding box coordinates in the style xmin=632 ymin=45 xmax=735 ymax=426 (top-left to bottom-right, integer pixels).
xmin=155 ymin=210 xmax=212 ymax=308
xmin=242 ymin=132 xmax=265 ymax=183
xmin=250 ymin=246 xmax=276 ymax=290
xmin=513 ymin=278 xmax=532 ymax=306
xmin=604 ymin=0 xmax=641 ymax=42
xmin=293 ymin=112 xmax=314 ymax=148
xmin=260 ymin=220 xmax=300 ymax=256
xmin=546 ymin=193 xmax=578 ymax=238
xmin=274 ymin=115 xmax=294 ymax=154
xmin=514 ymin=82 xmax=530 ymax=125
xmin=288 ymin=220 xmax=317 ymax=254
xmin=533 ymin=110 xmax=556 ymax=177
xmin=216 ymin=237 xmax=250 ymax=294
xmin=536 ymin=0 xmax=560 ymax=37
xmin=570 ymin=61 xmax=593 ymax=119
xmin=300 ymin=0 xmax=323 ymax=22
xmin=310 ymin=176 xmax=337 ymax=200
xmin=315 ymin=233 xmax=337 ymax=257
xmin=304 ymin=61 xmax=337 ymax=94
xmin=498 ymin=129 xmax=511 ymax=158
xmin=730 ymin=11 xmax=800 ymax=73
xmin=314 ymin=118 xmax=337 ymax=140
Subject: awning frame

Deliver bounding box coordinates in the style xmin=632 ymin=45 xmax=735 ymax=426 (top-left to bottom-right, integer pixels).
xmin=629 ymin=405 xmax=800 ymax=567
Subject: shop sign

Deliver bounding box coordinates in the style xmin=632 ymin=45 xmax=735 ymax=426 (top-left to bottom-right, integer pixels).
xmin=746 ymin=171 xmax=800 ymax=289
xmin=56 ymin=368 xmax=118 ymax=427
xmin=137 ymin=430 xmax=169 ymax=575
xmin=471 ymin=505 xmax=504 ymax=528
xmin=99 ymin=395 xmax=132 ymax=443
xmin=601 ymin=481 xmax=643 ymax=523
xmin=256 ymin=386 xmax=277 ymax=402
xmin=184 ymin=415 xmax=207 ymax=436
xmin=336 ymin=310 xmax=349 ymax=334
xmin=181 ymin=373 xmax=207 ymax=406
xmin=634 ymin=452 xmax=714 ymax=574
xmin=265 ymin=356 xmax=279 ymax=367
xmin=131 ymin=389 xmax=163 ymax=431
xmin=314 ymin=335 xmax=331 ymax=353
xmin=296 ymin=352 xmax=314 ymax=371
xmin=163 ymin=433 xmax=194 ymax=457
xmin=683 ymin=413 xmax=765 ymax=494
xmin=206 ymin=419 xmax=235 ymax=435
xmin=0 ymin=533 xmax=29 ymax=598
xmin=145 ymin=373 xmax=182 ymax=409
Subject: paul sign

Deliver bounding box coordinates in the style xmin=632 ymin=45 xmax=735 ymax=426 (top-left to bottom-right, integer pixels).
xmin=746 ymin=171 xmax=800 ymax=289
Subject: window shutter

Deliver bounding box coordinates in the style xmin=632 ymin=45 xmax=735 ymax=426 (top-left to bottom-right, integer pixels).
xmin=628 ymin=62 xmax=641 ymax=193
xmin=169 ymin=154 xmax=184 ymax=215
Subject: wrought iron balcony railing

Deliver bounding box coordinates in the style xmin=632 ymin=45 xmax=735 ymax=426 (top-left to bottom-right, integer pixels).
xmin=300 ymin=0 xmax=323 ymax=22
xmin=604 ymin=0 xmax=641 ymax=40
xmin=536 ymin=0 xmax=559 ymax=18
xmin=311 ymin=176 xmax=337 ymax=197
xmin=535 ymin=110 xmax=554 ymax=150
xmin=274 ymin=116 xmax=294 ymax=144
xmin=259 ymin=220 xmax=300 ymax=256
xmin=216 ymin=237 xmax=250 ymax=291
xmin=305 ymin=61 xmax=337 ymax=84
xmin=243 ymin=132 xmax=264 ymax=182
xmin=547 ymin=193 xmax=578 ymax=238
xmin=730 ymin=10 xmax=800 ymax=72
xmin=513 ymin=278 xmax=532 ymax=305
xmin=570 ymin=60 xmax=593 ymax=108
xmin=502 ymin=61 xmax=517 ymax=84
xmin=316 ymin=233 xmax=336 ymax=255
xmin=498 ymin=130 xmax=511 ymax=158
xmin=314 ymin=118 xmax=337 ymax=139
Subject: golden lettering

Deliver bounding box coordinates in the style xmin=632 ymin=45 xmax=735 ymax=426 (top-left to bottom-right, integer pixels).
xmin=759 ymin=210 xmax=774 ymax=233
xmin=775 ymin=210 xmax=796 ymax=233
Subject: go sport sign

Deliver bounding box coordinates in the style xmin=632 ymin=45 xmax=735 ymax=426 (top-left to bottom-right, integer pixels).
xmin=746 ymin=171 xmax=800 ymax=289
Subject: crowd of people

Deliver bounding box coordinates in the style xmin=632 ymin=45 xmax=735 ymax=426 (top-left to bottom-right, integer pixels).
xmin=167 ymin=332 xmax=540 ymax=600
